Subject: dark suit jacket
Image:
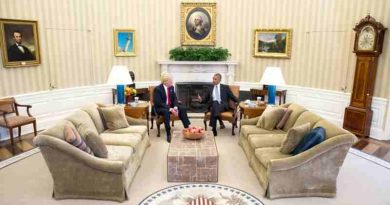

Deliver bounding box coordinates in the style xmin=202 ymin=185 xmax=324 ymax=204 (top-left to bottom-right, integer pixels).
xmin=7 ymin=44 xmax=36 ymax=61
xmin=201 ymin=84 xmax=238 ymax=110
xmin=154 ymin=84 xmax=178 ymax=110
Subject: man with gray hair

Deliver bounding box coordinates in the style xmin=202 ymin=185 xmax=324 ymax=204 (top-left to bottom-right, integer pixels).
xmin=154 ymin=72 xmax=191 ymax=142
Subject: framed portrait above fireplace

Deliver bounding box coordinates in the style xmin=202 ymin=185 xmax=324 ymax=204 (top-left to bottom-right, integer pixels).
xmin=181 ymin=2 xmax=216 ymax=46
xmin=253 ymin=29 xmax=292 ymax=58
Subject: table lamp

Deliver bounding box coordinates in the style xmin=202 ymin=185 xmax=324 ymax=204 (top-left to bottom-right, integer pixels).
xmin=107 ymin=65 xmax=133 ymax=104
xmin=259 ymin=66 xmax=286 ymax=105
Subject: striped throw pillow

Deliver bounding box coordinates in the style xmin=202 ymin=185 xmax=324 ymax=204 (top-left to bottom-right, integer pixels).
xmin=64 ymin=124 xmax=93 ymax=155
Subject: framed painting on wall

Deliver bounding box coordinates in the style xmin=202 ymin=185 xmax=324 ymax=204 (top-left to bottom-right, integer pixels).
xmin=253 ymin=29 xmax=292 ymax=58
xmin=0 ymin=18 xmax=41 ymax=68
xmin=181 ymin=2 xmax=216 ymax=46
xmin=114 ymin=29 xmax=136 ymax=57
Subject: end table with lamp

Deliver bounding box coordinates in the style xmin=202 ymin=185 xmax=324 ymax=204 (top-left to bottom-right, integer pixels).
xmin=259 ymin=66 xmax=286 ymax=105
xmin=107 ymin=65 xmax=133 ymax=104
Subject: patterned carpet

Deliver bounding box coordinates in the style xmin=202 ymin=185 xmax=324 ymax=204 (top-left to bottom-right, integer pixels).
xmin=138 ymin=184 xmax=264 ymax=205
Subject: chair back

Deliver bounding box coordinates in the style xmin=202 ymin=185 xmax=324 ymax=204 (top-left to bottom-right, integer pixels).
xmin=0 ymin=97 xmax=16 ymax=114
xmin=149 ymin=86 xmax=156 ymax=107
xmin=228 ymin=85 xmax=239 ymax=110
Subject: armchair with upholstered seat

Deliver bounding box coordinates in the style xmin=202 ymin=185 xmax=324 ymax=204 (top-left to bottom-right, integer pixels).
xmin=203 ymin=85 xmax=239 ymax=135
xmin=0 ymin=97 xmax=37 ymax=145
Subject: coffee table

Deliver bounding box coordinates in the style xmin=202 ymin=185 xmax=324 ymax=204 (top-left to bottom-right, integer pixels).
xmin=167 ymin=131 xmax=218 ymax=182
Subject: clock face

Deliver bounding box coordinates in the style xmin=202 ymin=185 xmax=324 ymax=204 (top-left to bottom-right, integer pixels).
xmin=358 ymin=25 xmax=376 ymax=51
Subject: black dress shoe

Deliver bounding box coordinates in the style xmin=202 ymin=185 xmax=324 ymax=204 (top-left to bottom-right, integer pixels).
xmin=212 ymin=128 xmax=217 ymax=136
xmin=167 ymin=132 xmax=171 ymax=143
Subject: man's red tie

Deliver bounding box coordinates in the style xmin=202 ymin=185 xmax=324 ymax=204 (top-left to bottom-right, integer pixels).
xmin=167 ymin=87 xmax=171 ymax=107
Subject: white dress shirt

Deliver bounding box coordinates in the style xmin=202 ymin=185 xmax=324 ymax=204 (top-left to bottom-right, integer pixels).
xmin=212 ymin=83 xmax=221 ymax=102
xmin=163 ymin=85 xmax=169 ymax=105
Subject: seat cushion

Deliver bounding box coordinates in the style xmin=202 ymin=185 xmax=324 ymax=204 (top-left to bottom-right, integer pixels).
xmin=104 ymin=125 xmax=148 ymax=138
xmin=241 ymin=125 xmax=286 ymax=139
xmin=100 ymin=133 xmax=142 ymax=148
xmin=204 ymin=111 xmax=234 ymax=121
xmin=255 ymin=147 xmax=291 ymax=167
xmin=248 ymin=134 xmax=285 ymax=150
xmin=106 ymin=145 xmax=134 ymax=169
xmin=0 ymin=115 xmax=35 ymax=127
xmin=256 ymin=107 xmax=286 ymax=130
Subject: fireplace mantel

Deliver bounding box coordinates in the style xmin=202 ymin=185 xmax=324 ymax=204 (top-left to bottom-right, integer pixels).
xmin=158 ymin=60 xmax=238 ymax=84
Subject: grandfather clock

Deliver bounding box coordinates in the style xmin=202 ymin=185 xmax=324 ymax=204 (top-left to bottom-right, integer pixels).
xmin=343 ymin=15 xmax=387 ymax=137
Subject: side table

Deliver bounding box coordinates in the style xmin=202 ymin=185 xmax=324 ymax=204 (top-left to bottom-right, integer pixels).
xmin=238 ymin=101 xmax=267 ymax=119
xmin=124 ymin=101 xmax=150 ymax=134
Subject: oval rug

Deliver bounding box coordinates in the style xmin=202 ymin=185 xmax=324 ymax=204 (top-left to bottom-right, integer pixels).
xmin=138 ymin=183 xmax=264 ymax=205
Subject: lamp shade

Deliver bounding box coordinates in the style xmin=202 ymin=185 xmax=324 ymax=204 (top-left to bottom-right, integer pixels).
xmin=107 ymin=65 xmax=133 ymax=85
xmin=259 ymin=66 xmax=286 ymax=86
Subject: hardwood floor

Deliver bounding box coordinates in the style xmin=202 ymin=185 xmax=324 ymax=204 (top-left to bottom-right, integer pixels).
xmin=0 ymin=133 xmax=37 ymax=162
xmin=353 ymin=137 xmax=390 ymax=163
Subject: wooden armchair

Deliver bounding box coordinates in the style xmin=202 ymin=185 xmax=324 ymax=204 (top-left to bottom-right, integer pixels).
xmin=203 ymin=85 xmax=239 ymax=135
xmin=0 ymin=97 xmax=37 ymax=145
xmin=149 ymin=86 xmax=180 ymax=137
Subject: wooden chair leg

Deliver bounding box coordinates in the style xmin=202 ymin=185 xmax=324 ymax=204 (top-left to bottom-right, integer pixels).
xmin=204 ymin=120 xmax=207 ymax=131
xmin=33 ymin=121 xmax=37 ymax=136
xmin=172 ymin=120 xmax=175 ymax=127
xmin=151 ymin=118 xmax=154 ymax=129
xmin=232 ymin=123 xmax=236 ymax=136
xmin=9 ymin=128 xmax=14 ymax=146
xmin=18 ymin=126 xmax=22 ymax=138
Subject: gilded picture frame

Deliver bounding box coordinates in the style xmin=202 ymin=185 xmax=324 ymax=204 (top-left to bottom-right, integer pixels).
xmin=114 ymin=29 xmax=136 ymax=57
xmin=253 ymin=29 xmax=292 ymax=58
xmin=181 ymin=2 xmax=216 ymax=46
xmin=0 ymin=18 xmax=41 ymax=68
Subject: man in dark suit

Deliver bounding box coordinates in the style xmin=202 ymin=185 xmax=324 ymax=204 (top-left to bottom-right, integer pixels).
xmin=7 ymin=31 xmax=36 ymax=62
xmin=154 ymin=72 xmax=191 ymax=142
xmin=198 ymin=73 xmax=238 ymax=136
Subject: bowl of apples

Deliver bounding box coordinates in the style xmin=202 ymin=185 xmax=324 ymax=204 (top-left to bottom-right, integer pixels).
xmin=182 ymin=126 xmax=205 ymax=140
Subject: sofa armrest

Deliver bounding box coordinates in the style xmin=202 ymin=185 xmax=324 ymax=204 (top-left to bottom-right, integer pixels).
xmin=269 ymin=134 xmax=357 ymax=171
xmin=34 ymin=135 xmax=124 ymax=173
xmin=240 ymin=116 xmax=260 ymax=126
xmin=126 ymin=116 xmax=147 ymax=126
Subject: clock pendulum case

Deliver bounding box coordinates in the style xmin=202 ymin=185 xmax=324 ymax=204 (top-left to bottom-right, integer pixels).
xmin=343 ymin=15 xmax=387 ymax=137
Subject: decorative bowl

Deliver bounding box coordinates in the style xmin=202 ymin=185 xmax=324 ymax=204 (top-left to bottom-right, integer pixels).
xmin=182 ymin=127 xmax=205 ymax=140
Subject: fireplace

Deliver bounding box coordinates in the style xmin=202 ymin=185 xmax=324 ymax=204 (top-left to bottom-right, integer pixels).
xmin=176 ymin=82 xmax=213 ymax=113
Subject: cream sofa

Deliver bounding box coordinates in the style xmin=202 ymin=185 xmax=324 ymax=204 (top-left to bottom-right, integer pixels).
xmin=239 ymin=103 xmax=357 ymax=199
xmin=34 ymin=104 xmax=150 ymax=202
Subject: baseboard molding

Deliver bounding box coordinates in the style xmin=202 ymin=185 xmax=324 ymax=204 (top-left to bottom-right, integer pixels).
xmin=0 ymin=148 xmax=40 ymax=169
xmin=1 ymin=82 xmax=389 ymax=141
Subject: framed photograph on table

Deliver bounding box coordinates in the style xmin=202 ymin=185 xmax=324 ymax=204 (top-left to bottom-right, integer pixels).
xmin=253 ymin=29 xmax=292 ymax=58
xmin=181 ymin=2 xmax=216 ymax=46
xmin=114 ymin=29 xmax=136 ymax=57
xmin=0 ymin=18 xmax=41 ymax=68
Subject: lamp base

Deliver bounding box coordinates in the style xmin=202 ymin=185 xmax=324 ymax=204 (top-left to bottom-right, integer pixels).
xmin=117 ymin=84 xmax=125 ymax=104
xmin=267 ymin=85 xmax=276 ymax=105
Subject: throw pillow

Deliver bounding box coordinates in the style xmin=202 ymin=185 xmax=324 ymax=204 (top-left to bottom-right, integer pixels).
xmin=256 ymin=106 xmax=286 ymax=130
xmin=64 ymin=124 xmax=93 ymax=155
xmin=84 ymin=128 xmax=108 ymax=158
xmin=99 ymin=105 xmax=129 ymax=130
xmin=279 ymin=123 xmax=311 ymax=154
xmin=291 ymin=127 xmax=326 ymax=155
xmin=276 ymin=109 xmax=293 ymax=129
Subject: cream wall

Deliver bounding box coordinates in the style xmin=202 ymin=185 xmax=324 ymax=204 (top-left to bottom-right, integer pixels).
xmin=0 ymin=0 xmax=390 ymax=98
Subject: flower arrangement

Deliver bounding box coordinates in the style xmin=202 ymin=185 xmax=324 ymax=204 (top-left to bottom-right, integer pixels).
xmin=125 ymin=87 xmax=137 ymax=96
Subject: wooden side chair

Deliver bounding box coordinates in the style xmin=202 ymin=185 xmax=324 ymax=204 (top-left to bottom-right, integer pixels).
xmin=149 ymin=86 xmax=180 ymax=137
xmin=0 ymin=97 xmax=37 ymax=145
xmin=203 ymin=85 xmax=240 ymax=135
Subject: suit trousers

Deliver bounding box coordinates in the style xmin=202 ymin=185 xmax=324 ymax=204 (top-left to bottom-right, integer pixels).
xmin=156 ymin=105 xmax=191 ymax=134
xmin=209 ymin=101 xmax=228 ymax=129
